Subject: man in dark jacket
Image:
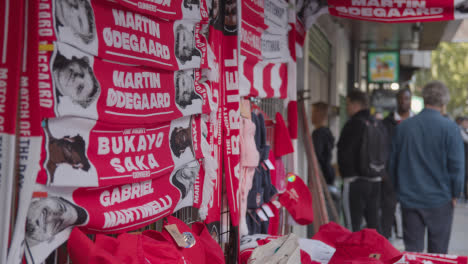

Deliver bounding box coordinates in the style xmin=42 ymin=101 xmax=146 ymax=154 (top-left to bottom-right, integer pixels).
xmin=380 ymin=88 xmax=413 ymax=239
xmin=338 ymin=90 xmax=381 ymax=231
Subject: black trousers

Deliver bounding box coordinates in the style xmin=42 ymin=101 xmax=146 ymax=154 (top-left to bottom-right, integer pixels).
xmin=402 ymin=201 xmax=454 ymax=254
xmin=343 ymin=179 xmax=381 ymax=232
xmin=380 ymin=177 xmax=397 ymax=238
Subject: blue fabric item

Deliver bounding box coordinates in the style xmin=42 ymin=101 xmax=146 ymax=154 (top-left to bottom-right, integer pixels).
xmin=389 ymin=108 xmax=465 ymax=209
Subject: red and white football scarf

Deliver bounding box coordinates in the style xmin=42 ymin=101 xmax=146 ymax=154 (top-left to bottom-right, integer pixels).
xmin=7 ymin=1 xmax=44 ymax=263
xmin=38 ymin=0 xmax=209 ymax=70
xmin=24 ymin=165 xmax=204 ymax=264
xmin=36 ymin=116 xmax=204 ymax=187
xmin=38 ymin=42 xmax=212 ymax=124
xmin=114 ymin=0 xmax=210 ymax=21
xmin=238 ymin=0 xmax=292 ymax=98
xmin=0 ymin=0 xmax=25 ymax=262
xmin=222 ymin=1 xmax=241 ymax=227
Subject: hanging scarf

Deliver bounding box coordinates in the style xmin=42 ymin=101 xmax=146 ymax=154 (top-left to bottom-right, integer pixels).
xmin=7 ymin=1 xmax=44 ymax=263
xmin=23 ymin=160 xmax=203 ymax=264
xmin=36 ymin=115 xmax=204 ymax=187
xmin=0 ymin=0 xmax=26 ymax=263
xmin=114 ymin=0 xmax=210 ymax=21
xmin=38 ymin=42 xmax=212 ymax=124
xmin=39 ymin=0 xmax=209 ymax=70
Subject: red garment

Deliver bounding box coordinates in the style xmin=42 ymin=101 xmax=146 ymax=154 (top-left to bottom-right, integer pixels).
xmin=274 ymin=113 xmax=294 ymax=157
xmin=279 ymin=174 xmax=314 ymax=225
xmin=329 ymin=229 xmax=402 ymax=264
xmin=191 ymin=222 xmax=225 ymax=264
xmin=311 ymin=221 xmax=352 ymax=248
xmin=159 ymin=216 xmax=207 ymax=264
xmin=288 ymin=101 xmax=298 ymax=139
xmin=68 ymin=228 xmax=187 ymax=264
xmin=267 ymin=202 xmax=281 ymax=235
xmin=68 ymin=217 xmax=225 ymax=264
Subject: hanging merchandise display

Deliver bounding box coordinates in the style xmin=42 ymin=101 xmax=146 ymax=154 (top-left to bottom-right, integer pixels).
xmin=9 ymin=0 xmax=468 ymax=262
xmin=38 ymin=42 xmax=213 ymax=124
xmin=246 ymin=111 xmax=277 ymax=235
xmin=0 ymin=0 xmax=25 ymax=263
xmin=238 ymin=115 xmax=260 ymax=236
xmin=6 ymin=0 xmax=221 ymax=261
xmin=38 ymin=0 xmax=209 ymax=70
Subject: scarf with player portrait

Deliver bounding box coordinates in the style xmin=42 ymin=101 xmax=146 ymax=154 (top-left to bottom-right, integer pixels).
xmin=39 ymin=0 xmax=209 ymax=71
xmin=37 ymin=42 xmax=213 ymax=125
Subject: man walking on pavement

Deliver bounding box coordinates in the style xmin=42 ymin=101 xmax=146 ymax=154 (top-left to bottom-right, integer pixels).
xmin=338 ymin=90 xmax=388 ymax=232
xmin=389 ymin=81 xmax=465 ymax=254
xmin=381 ymin=88 xmax=413 ymax=239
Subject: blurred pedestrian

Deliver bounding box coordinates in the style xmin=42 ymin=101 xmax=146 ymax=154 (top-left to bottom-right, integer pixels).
xmin=338 ymin=90 xmax=388 ymax=231
xmin=389 ymin=81 xmax=465 ymax=254
xmin=312 ymin=102 xmax=336 ymax=186
xmin=456 ymin=116 xmax=468 ymax=200
xmin=380 ymin=88 xmax=413 ymax=239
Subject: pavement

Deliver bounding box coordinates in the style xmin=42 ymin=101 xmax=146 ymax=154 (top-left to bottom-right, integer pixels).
xmin=389 ymin=200 xmax=468 ymax=255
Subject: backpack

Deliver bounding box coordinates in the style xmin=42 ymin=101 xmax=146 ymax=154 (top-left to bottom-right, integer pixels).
xmin=359 ymin=117 xmax=389 ymax=178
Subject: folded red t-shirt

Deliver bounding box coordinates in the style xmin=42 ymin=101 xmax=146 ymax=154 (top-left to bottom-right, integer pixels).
xmin=329 ymin=229 xmax=402 ymax=264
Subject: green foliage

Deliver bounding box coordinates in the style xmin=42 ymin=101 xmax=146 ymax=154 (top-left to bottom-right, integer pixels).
xmin=413 ymin=42 xmax=468 ymax=117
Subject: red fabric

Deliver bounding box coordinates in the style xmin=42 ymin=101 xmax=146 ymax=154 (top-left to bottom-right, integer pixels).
xmin=191 ymin=222 xmax=225 ymax=264
xmin=68 ymin=218 xmax=224 ymax=264
xmin=287 ymin=101 xmax=298 ymax=139
xmin=274 ymin=113 xmax=294 ymax=157
xmin=266 ymin=202 xmax=280 ymax=236
xmin=68 ymin=228 xmax=187 ymax=264
xmin=300 ymin=250 xmax=321 ymax=264
xmin=329 ymin=229 xmax=402 ymax=264
xmin=160 ymin=216 xmax=206 ymax=264
xmin=311 ymin=221 xmax=352 ymax=248
xmin=278 ymin=174 xmax=313 ymax=225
